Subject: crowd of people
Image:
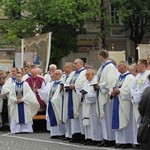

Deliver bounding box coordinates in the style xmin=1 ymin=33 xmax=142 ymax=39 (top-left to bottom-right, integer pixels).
xmin=0 ymin=49 xmax=150 ymax=150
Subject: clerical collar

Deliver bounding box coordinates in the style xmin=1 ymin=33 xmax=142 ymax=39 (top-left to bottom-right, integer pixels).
xmin=15 ymin=81 xmax=24 ymax=85
xmin=101 ymin=60 xmax=110 ymax=66
xmin=76 ymin=67 xmax=85 ymax=73
xmin=54 ymin=79 xmax=61 ymax=83
xmin=77 ymin=67 xmax=84 ymax=71
xmin=120 ymin=71 xmax=129 ymax=76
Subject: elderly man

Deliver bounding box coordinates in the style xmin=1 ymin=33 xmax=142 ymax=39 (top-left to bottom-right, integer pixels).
xmin=81 ymin=69 xmax=103 ymax=145
xmin=61 ymin=62 xmax=74 ymax=139
xmin=130 ymin=59 xmax=150 ymax=148
xmin=65 ymin=58 xmax=86 ymax=142
xmin=111 ymin=61 xmax=135 ymax=149
xmin=40 ymin=69 xmax=65 ymax=138
xmin=44 ymin=64 xmax=57 ymax=84
xmin=26 ymin=68 xmax=46 ymax=111
xmin=94 ymin=50 xmax=118 ymax=147
xmin=9 ymin=72 xmax=40 ymax=133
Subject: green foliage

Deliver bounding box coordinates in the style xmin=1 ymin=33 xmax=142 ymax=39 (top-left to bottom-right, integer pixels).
xmin=109 ymin=0 xmax=150 ymax=60
xmin=109 ymin=0 xmax=150 ymax=42
xmin=0 ymin=0 xmax=100 ymax=64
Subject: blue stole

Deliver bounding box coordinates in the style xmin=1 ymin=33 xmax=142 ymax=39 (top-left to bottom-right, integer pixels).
xmin=48 ymin=81 xmax=61 ymax=127
xmin=15 ymin=81 xmax=25 ymax=124
xmin=12 ymin=77 xmax=16 ymax=83
xmin=97 ymin=61 xmax=112 ymax=82
xmin=68 ymin=68 xmax=85 ymax=119
xmin=27 ymin=73 xmax=32 ymax=77
xmin=65 ymin=75 xmax=69 ymax=82
xmin=112 ymin=72 xmax=131 ymax=129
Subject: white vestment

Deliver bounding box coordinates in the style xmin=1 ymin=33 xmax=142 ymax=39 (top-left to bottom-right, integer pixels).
xmin=22 ymin=74 xmax=31 ymax=81
xmin=9 ymin=81 xmax=40 ymax=133
xmin=82 ymin=77 xmax=103 ymax=141
xmin=61 ymin=72 xmax=74 ymax=138
xmin=40 ymin=80 xmax=65 ymax=136
xmin=68 ymin=68 xmax=86 ymax=135
xmin=1 ymin=77 xmax=16 ymax=97
xmin=44 ymin=73 xmax=51 ymax=85
xmin=130 ymin=70 xmax=150 ymax=144
xmin=113 ymin=72 xmax=135 ymax=144
xmin=97 ymin=61 xmax=118 ymax=141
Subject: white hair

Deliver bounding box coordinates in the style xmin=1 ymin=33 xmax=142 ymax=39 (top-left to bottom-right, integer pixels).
xmin=49 ymin=64 xmax=57 ymax=69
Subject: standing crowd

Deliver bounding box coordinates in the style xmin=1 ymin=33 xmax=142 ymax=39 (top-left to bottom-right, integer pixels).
xmin=0 ymin=49 xmax=150 ymax=150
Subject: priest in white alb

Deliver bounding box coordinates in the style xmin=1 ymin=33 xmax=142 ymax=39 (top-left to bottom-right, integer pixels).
xmin=81 ymin=69 xmax=103 ymax=145
xmin=9 ymin=72 xmax=40 ymax=133
xmin=130 ymin=59 xmax=150 ymax=147
xmin=66 ymin=58 xmax=86 ymax=142
xmin=111 ymin=61 xmax=135 ymax=149
xmin=94 ymin=50 xmax=118 ymax=147
xmin=61 ymin=62 xmax=74 ymax=139
xmin=40 ymin=69 xmax=65 ymax=138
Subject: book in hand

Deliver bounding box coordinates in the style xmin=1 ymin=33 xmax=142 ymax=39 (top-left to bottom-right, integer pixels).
xmin=64 ymin=85 xmax=70 ymax=89
xmin=80 ymin=89 xmax=88 ymax=95
xmin=60 ymin=83 xmax=64 ymax=86
xmin=64 ymin=85 xmax=70 ymax=92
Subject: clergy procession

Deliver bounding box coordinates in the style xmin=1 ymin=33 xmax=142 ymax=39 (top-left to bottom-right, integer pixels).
xmin=0 ymin=49 xmax=150 ymax=150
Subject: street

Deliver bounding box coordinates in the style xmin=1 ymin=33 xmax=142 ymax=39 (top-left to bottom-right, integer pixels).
xmin=0 ymin=131 xmax=134 ymax=150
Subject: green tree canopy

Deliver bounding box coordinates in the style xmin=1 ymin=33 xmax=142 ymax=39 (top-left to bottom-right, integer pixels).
xmin=0 ymin=0 xmax=100 ymax=64
xmin=109 ymin=0 xmax=150 ymax=61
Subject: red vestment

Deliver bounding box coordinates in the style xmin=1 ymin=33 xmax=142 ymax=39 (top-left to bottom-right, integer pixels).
xmin=26 ymin=76 xmax=46 ymax=109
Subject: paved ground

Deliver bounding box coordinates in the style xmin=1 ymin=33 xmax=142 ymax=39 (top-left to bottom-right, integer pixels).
xmin=0 ymin=131 xmax=134 ymax=150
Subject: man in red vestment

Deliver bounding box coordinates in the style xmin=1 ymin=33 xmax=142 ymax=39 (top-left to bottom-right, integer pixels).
xmin=26 ymin=68 xmax=46 ymax=111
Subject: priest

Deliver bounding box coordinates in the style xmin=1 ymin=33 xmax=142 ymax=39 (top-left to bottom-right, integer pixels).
xmin=26 ymin=68 xmax=46 ymax=111
xmin=81 ymin=69 xmax=103 ymax=145
xmin=111 ymin=61 xmax=135 ymax=149
xmin=9 ymin=72 xmax=40 ymax=133
xmin=40 ymin=69 xmax=65 ymax=138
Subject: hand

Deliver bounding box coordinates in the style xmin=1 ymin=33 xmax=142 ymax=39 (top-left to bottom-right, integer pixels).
xmin=111 ymin=88 xmax=120 ymax=96
xmin=69 ymin=84 xmax=75 ymax=90
xmin=33 ymin=87 xmax=38 ymax=92
xmin=60 ymin=85 xmax=64 ymax=92
xmin=17 ymin=98 xmax=22 ymax=103
xmin=92 ymin=84 xmax=100 ymax=91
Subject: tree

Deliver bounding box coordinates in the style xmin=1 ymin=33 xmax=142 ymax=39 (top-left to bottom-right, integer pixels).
xmin=0 ymin=0 xmax=100 ymax=64
xmin=109 ymin=0 xmax=150 ymax=61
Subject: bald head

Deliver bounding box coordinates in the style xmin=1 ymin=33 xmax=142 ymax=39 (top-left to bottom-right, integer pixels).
xmin=31 ymin=68 xmax=38 ymax=78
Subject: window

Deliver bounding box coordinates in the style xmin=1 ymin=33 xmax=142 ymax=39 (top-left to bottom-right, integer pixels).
xmin=111 ymin=5 xmax=122 ymax=25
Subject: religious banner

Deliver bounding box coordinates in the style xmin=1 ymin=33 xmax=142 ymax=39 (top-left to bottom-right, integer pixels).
xmin=15 ymin=52 xmax=22 ymax=68
xmin=19 ymin=32 xmax=52 ymax=73
xmin=0 ymin=59 xmax=13 ymax=71
xmin=108 ymin=51 xmax=126 ymax=65
xmin=137 ymin=44 xmax=150 ymax=59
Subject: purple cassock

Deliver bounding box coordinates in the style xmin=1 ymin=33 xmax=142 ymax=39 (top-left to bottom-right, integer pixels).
xmin=26 ymin=76 xmax=46 ymax=109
